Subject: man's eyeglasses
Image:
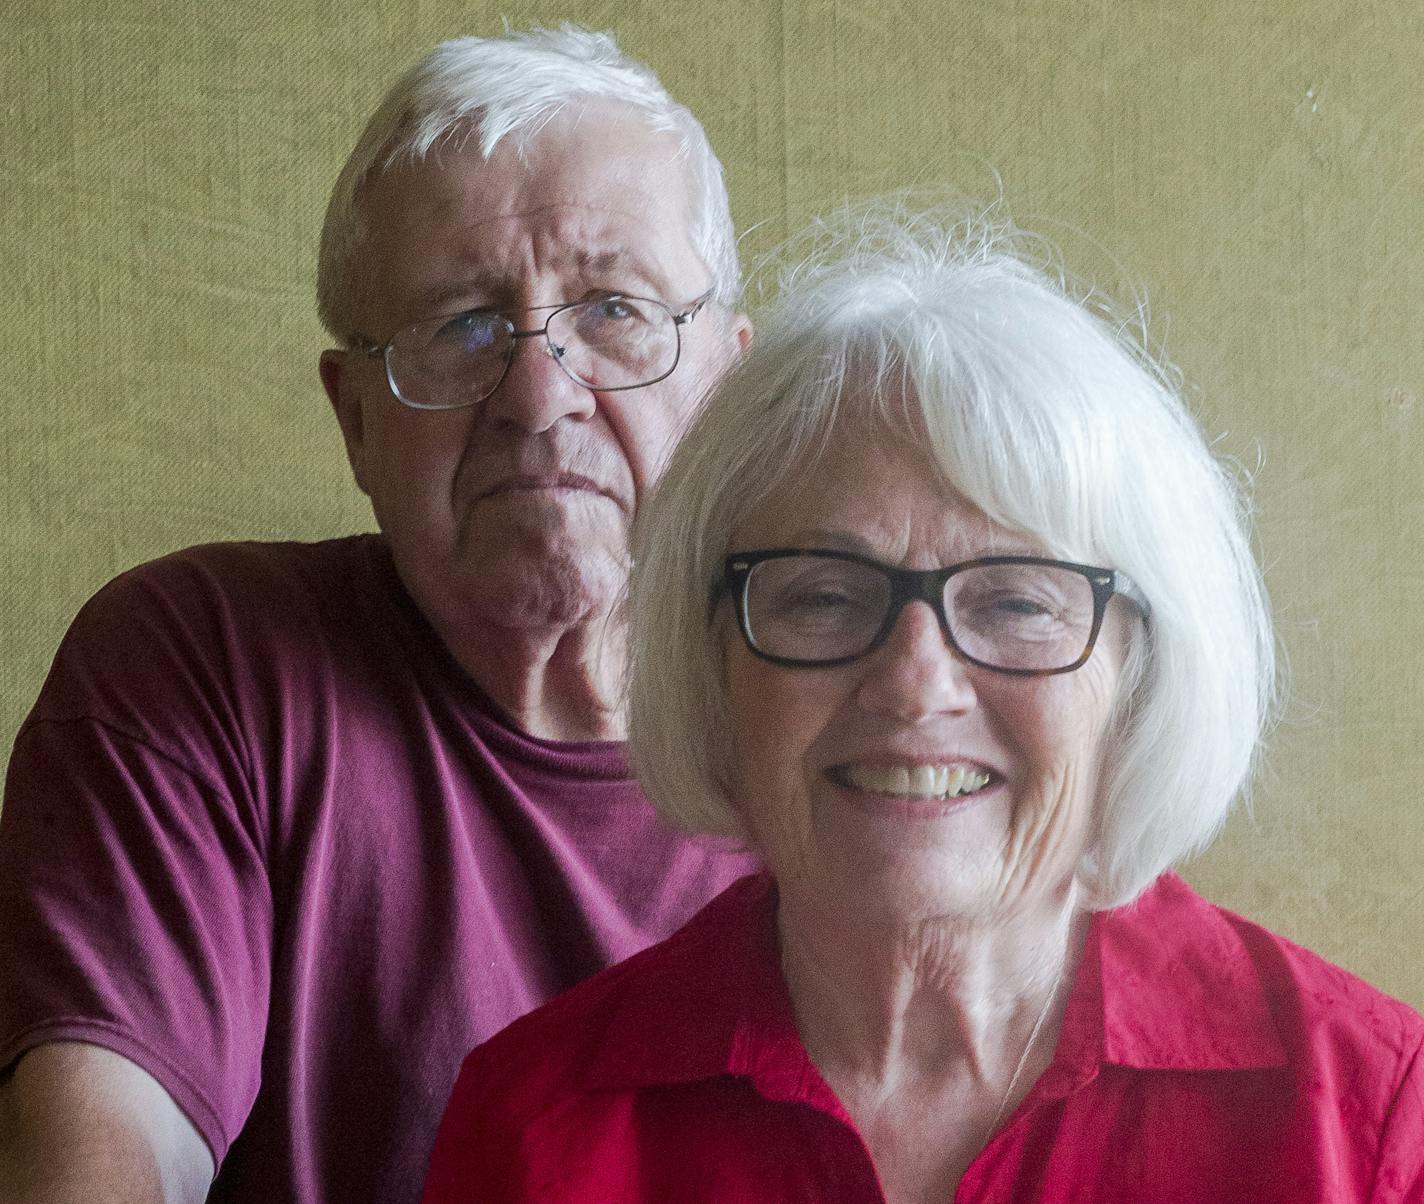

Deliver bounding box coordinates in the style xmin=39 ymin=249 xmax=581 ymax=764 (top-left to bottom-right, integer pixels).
xmin=352 ymin=291 xmax=713 ymax=411
xmin=722 ymin=549 xmax=1151 ymax=676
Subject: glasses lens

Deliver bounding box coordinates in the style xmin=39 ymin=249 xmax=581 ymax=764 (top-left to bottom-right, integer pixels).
xmin=549 ymin=297 xmax=678 ymax=389
xmin=388 ymin=312 xmax=511 ymax=409
xmin=744 ymin=556 xmax=891 ymax=662
xmin=946 ymin=563 xmax=1096 ymax=672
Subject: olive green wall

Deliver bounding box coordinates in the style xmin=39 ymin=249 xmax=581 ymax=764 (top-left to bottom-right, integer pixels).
xmin=4 ymin=1 xmax=1422 ymax=1005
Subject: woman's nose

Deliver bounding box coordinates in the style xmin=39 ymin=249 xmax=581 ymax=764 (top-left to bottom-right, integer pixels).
xmin=853 ymin=600 xmax=979 ymax=721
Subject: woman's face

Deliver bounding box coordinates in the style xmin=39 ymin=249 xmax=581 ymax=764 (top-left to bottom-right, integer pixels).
xmin=722 ymin=432 xmax=1133 ymax=927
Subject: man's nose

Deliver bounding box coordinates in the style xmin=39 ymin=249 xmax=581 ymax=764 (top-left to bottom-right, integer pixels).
xmin=481 ymin=328 xmax=597 ymax=432
xmin=854 ymin=600 xmax=979 ymax=722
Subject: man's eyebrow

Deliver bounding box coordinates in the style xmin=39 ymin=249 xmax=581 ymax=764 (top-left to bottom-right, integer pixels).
xmin=406 ymin=249 xmax=670 ymax=319
xmin=574 ymin=247 xmax=671 ymax=291
xmin=578 ymin=248 xmax=635 ymax=274
xmin=408 ymin=283 xmax=489 ymax=316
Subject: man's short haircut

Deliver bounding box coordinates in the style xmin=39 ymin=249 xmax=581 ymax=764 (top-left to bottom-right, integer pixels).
xmin=317 ymin=26 xmax=740 ymax=340
xmin=627 ymin=203 xmax=1277 ymax=909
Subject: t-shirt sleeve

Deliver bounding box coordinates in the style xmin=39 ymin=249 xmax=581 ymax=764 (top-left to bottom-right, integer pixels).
xmin=0 ymin=562 xmax=274 ymax=1165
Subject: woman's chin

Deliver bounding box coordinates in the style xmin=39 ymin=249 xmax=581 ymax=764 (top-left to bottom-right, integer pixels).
xmin=788 ymin=833 xmax=1010 ymax=928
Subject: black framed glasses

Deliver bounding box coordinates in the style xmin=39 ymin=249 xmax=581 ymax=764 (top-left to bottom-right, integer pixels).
xmin=352 ymin=291 xmax=713 ymax=411
xmin=722 ymin=548 xmax=1151 ymax=675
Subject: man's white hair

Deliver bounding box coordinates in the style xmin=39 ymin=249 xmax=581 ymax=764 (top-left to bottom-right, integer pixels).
xmin=627 ymin=202 xmax=1277 ymax=909
xmin=317 ymin=26 xmax=739 ymax=340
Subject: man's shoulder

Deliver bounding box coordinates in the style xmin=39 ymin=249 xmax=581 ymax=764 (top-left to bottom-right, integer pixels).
xmin=93 ymin=534 xmax=384 ymax=613
xmin=23 ymin=534 xmax=397 ymax=734
xmin=59 ymin=535 xmax=387 ymax=661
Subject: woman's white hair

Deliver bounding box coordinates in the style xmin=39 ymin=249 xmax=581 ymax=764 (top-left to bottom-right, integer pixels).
xmin=316 ymin=25 xmax=739 ymax=339
xmin=628 ymin=203 xmax=1276 ymax=909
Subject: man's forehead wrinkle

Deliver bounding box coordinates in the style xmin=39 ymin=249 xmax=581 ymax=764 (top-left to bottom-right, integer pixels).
xmin=430 ymin=194 xmax=667 ymax=236
xmin=415 ymin=205 xmax=668 ymax=295
xmin=404 ymin=245 xmax=657 ymax=321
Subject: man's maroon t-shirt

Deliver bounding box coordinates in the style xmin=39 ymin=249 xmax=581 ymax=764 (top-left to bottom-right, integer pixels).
xmin=0 ymin=535 xmax=757 ymax=1204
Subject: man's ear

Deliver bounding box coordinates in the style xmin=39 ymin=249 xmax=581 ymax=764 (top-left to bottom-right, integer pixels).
xmin=319 ymin=349 xmax=371 ymax=497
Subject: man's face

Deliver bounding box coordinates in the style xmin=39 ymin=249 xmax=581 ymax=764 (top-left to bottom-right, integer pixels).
xmin=323 ymin=104 xmax=748 ymax=649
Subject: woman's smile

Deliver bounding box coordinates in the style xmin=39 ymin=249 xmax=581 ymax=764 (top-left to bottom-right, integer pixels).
xmin=829 ymin=761 xmax=994 ymax=801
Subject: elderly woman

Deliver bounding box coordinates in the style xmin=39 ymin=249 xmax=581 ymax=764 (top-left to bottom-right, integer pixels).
xmin=422 ymin=211 xmax=1424 ymax=1202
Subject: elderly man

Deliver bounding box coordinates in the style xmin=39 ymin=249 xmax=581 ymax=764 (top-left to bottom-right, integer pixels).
xmin=0 ymin=28 xmax=753 ymax=1204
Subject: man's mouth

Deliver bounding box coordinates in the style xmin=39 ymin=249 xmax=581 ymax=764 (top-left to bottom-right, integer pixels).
xmin=830 ymin=763 xmax=993 ymax=800
xmin=480 ymin=472 xmax=604 ymax=498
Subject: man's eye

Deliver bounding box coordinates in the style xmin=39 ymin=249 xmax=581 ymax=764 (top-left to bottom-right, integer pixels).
xmin=430 ymin=312 xmax=501 ymax=351
xmin=580 ymin=297 xmax=656 ymax=326
xmin=595 ymin=298 xmax=634 ymax=320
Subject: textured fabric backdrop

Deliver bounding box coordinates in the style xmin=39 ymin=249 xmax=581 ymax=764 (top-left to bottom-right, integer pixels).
xmin=3 ymin=0 xmax=1422 ymax=1006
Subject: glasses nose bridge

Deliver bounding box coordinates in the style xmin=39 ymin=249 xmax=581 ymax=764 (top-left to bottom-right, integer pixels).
xmin=501 ymin=317 xmax=571 ymax=378
xmin=879 ymin=566 xmax=957 ymax=651
xmin=507 ymin=317 xmax=558 ymax=351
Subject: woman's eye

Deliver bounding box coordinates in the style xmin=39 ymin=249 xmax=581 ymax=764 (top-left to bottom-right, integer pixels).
xmin=785 ymin=588 xmax=854 ymax=612
xmin=993 ymin=594 xmax=1056 ymax=617
xmin=955 ymin=584 xmax=1062 ymax=630
xmin=769 ymin=581 xmax=881 ymax=629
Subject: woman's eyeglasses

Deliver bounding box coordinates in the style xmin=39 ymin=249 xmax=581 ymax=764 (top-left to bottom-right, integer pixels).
xmin=722 ymin=548 xmax=1150 ymax=675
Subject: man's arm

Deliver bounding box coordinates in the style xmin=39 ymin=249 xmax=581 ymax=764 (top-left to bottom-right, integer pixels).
xmin=0 ymin=1043 xmax=213 ymax=1204
xmin=1 ymin=555 xmax=280 ymax=1191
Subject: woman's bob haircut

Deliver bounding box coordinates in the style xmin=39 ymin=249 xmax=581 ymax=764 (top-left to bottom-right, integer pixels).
xmin=628 ymin=204 xmax=1276 ymax=909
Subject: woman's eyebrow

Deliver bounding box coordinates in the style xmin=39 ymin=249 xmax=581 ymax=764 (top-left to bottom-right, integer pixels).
xmin=755 ymin=529 xmax=1042 ymax=561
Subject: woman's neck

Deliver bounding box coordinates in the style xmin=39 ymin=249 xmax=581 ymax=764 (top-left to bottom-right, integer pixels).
xmin=776 ymin=885 xmax=1088 ymax=1204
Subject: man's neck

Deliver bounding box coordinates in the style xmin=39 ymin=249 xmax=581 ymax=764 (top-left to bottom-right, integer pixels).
xmin=439 ymin=614 xmax=628 ymax=742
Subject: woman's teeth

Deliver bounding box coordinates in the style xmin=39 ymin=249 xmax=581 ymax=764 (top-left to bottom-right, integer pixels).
xmin=840 ymin=764 xmax=991 ymax=799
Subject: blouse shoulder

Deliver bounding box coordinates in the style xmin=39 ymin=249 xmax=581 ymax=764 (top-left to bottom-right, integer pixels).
xmin=453 ymin=873 xmax=772 ymax=1125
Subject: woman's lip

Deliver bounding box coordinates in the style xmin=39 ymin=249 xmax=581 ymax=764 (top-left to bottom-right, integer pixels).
xmin=826 ymin=769 xmax=1003 ymax=820
xmin=826 ymin=761 xmax=999 ymax=801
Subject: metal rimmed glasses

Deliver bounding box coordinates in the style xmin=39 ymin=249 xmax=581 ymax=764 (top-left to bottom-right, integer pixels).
xmin=722 ymin=548 xmax=1151 ymax=676
xmin=352 ymin=291 xmax=714 ymax=411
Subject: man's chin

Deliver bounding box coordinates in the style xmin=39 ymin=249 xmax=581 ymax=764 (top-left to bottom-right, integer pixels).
xmin=454 ymin=542 xmax=628 ymax=632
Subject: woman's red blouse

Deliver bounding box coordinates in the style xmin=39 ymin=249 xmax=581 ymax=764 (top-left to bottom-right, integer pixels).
xmin=424 ymin=872 xmax=1424 ymax=1202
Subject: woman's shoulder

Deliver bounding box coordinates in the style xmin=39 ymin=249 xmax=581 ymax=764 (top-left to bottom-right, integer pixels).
xmin=456 ymin=873 xmax=775 ymax=1119
xmin=1105 ymin=873 xmax=1424 ymax=1074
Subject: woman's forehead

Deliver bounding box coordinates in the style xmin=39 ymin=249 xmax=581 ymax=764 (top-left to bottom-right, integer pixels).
xmin=728 ymin=433 xmax=1035 ymax=561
